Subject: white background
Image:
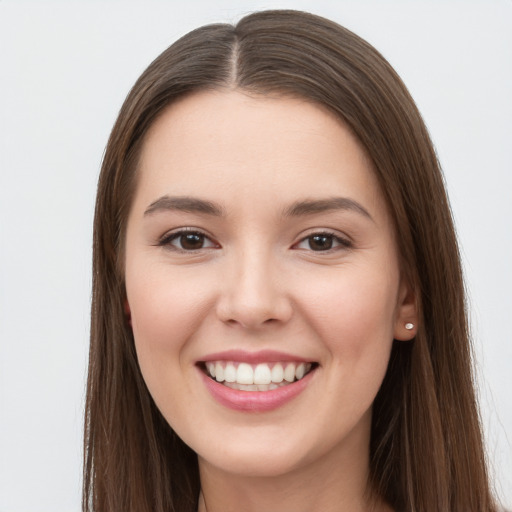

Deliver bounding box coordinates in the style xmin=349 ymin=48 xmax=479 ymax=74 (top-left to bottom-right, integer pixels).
xmin=0 ymin=1 xmax=510 ymax=510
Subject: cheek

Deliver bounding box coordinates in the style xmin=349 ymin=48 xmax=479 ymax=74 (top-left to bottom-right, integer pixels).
xmin=124 ymin=264 xmax=221 ymax=434
xmin=124 ymin=261 xmax=214 ymax=387
xmin=299 ymin=264 xmax=398 ymax=338
xmin=295 ymin=263 xmax=398 ymax=389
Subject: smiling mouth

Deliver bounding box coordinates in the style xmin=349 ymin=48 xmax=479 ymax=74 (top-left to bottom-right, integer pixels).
xmin=199 ymin=361 xmax=318 ymax=391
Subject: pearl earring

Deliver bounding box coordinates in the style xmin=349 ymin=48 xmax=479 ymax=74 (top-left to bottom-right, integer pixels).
xmin=405 ymin=322 xmax=414 ymax=330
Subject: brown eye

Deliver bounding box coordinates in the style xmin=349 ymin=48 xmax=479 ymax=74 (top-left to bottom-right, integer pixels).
xmin=179 ymin=233 xmax=205 ymax=250
xmin=294 ymin=232 xmax=352 ymax=252
xmin=159 ymin=230 xmax=217 ymax=251
xmin=308 ymin=234 xmax=334 ymax=251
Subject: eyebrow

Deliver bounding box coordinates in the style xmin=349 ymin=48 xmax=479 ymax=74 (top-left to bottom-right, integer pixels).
xmin=283 ymin=197 xmax=373 ymax=221
xmin=144 ymin=195 xmax=373 ymax=221
xmin=144 ymin=196 xmax=225 ymax=216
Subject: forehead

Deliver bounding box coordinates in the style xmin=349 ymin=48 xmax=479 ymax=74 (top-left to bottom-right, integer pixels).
xmin=134 ymin=90 xmax=386 ymax=221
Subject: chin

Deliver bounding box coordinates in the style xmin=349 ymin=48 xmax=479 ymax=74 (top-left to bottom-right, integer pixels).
xmin=199 ymin=448 xmax=308 ymax=479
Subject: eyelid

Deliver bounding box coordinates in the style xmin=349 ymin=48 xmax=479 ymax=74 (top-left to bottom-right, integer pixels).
xmin=157 ymin=227 xmax=220 ymax=251
xmin=155 ymin=227 xmax=351 ymax=253
xmin=292 ymin=229 xmax=353 ymax=251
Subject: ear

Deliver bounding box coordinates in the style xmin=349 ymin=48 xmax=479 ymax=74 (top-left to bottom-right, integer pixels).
xmin=124 ymin=299 xmax=132 ymax=328
xmin=393 ymin=278 xmax=418 ymax=341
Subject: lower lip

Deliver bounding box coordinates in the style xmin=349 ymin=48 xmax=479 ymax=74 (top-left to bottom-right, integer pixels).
xmin=199 ymin=368 xmax=315 ymax=412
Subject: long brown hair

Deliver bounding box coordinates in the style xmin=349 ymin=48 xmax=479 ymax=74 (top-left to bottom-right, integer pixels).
xmin=84 ymin=9 xmax=497 ymax=511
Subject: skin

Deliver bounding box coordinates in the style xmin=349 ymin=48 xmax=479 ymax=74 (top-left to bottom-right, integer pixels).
xmin=124 ymin=90 xmax=416 ymax=512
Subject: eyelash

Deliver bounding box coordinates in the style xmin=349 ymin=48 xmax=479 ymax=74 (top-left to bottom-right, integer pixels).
xmin=293 ymin=231 xmax=352 ymax=252
xmin=157 ymin=228 xmax=218 ymax=252
xmin=157 ymin=229 xmax=352 ymax=253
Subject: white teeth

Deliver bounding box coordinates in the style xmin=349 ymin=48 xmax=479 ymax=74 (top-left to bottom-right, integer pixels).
xmin=295 ymin=363 xmax=306 ymax=380
xmin=215 ymin=362 xmax=224 ymax=382
xmin=205 ymin=361 xmax=314 ymax=388
xmin=236 ymin=363 xmax=254 ymax=384
xmin=224 ymin=382 xmax=285 ymax=391
xmin=271 ymin=363 xmax=284 ymax=383
xmin=224 ymin=362 xmax=236 ymax=383
xmin=254 ymin=363 xmax=272 ymax=385
xmin=283 ymin=363 xmax=296 ymax=382
xmin=206 ymin=362 xmax=216 ymax=378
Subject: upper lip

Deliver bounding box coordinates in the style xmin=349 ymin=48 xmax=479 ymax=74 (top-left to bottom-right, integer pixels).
xmin=198 ymin=349 xmax=314 ymax=365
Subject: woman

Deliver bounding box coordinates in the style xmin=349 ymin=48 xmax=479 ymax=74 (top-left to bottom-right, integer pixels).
xmin=84 ymin=9 xmax=498 ymax=512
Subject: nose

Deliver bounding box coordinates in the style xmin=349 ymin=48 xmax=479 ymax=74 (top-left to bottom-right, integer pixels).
xmin=216 ymin=248 xmax=293 ymax=329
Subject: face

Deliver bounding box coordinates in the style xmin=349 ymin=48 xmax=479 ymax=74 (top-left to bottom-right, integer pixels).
xmin=124 ymin=90 xmax=416 ymax=479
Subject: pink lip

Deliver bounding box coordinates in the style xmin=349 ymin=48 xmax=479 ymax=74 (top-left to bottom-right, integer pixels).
xmin=198 ymin=366 xmax=316 ymax=412
xmin=199 ymin=349 xmax=311 ymax=364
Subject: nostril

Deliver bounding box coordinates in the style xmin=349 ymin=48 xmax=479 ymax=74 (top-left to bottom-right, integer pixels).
xmin=221 ymin=314 xmax=289 ymax=330
xmin=215 ymin=282 xmax=293 ymax=328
